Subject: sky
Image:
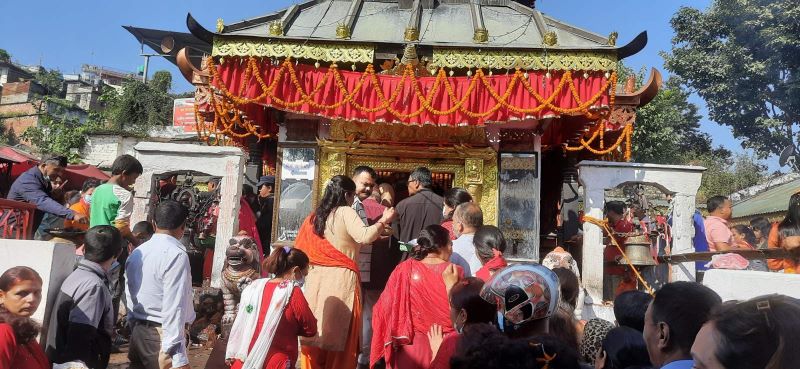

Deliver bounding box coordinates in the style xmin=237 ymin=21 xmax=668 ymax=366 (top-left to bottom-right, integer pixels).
xmin=0 ymin=0 xmax=780 ymax=171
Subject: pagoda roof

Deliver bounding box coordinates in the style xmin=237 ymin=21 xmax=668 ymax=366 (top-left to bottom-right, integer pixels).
xmin=123 ymin=25 xmax=211 ymax=66
xmin=204 ymin=0 xmax=644 ymax=56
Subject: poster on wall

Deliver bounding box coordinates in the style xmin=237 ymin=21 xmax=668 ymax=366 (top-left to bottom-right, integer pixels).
xmin=498 ymin=152 xmax=539 ymax=260
xmin=275 ymin=147 xmax=316 ymax=243
xmin=172 ymin=98 xmax=197 ymax=133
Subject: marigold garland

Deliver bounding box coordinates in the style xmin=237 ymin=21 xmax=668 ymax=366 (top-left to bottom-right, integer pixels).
xmin=206 ymin=56 xmax=615 ymax=122
xmin=564 ymin=122 xmax=633 ymax=161
xmin=199 ymin=56 xmax=627 ymax=147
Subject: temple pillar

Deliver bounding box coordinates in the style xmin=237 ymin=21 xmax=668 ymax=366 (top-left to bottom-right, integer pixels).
xmin=578 ymin=161 xmax=705 ymax=320
xmin=131 ymin=142 xmax=246 ymax=288
xmin=581 ymin=188 xmax=606 ymax=308
xmin=670 ymin=192 xmax=698 ymax=282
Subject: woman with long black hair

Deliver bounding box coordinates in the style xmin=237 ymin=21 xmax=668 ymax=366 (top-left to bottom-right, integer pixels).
xmin=440 ymin=188 xmax=473 ymax=240
xmin=371 ymin=225 xmax=465 ymax=369
xmin=295 ymin=175 xmax=396 ymax=369
xmin=767 ymin=193 xmax=800 ymax=273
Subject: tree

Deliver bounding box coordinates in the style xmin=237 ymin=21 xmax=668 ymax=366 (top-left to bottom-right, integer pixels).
xmin=0 ymin=49 xmax=10 ymax=62
xmin=663 ymin=0 xmax=800 ymax=158
xmin=100 ymin=70 xmax=174 ymax=133
xmin=618 ymin=65 xmax=712 ymax=164
xmin=150 ymin=70 xmax=172 ymax=93
xmin=682 ymin=151 xmax=767 ymax=202
xmin=20 ymin=97 xmax=100 ymax=162
xmin=33 ymin=68 xmax=65 ymax=97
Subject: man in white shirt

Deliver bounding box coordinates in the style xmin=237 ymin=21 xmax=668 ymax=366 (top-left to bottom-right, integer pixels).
xmin=450 ymin=202 xmax=483 ymax=276
xmin=125 ymin=200 xmax=195 ymax=369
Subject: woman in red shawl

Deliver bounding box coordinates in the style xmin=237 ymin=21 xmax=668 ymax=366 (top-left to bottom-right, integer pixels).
xmin=370 ymin=224 xmax=464 ymax=369
xmin=472 ymin=226 xmax=508 ymax=282
xmin=0 ymin=267 xmax=49 ymax=369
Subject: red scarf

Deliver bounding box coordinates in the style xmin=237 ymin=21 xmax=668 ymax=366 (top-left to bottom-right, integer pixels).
xmin=475 ymin=250 xmax=508 ymax=282
xmin=370 ymin=259 xmax=454 ymax=368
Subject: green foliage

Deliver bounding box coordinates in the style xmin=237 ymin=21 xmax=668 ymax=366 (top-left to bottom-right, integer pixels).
xmin=0 ymin=49 xmax=10 ymax=62
xmin=682 ymin=151 xmax=768 ymax=201
xmin=20 ymin=97 xmax=100 ymax=162
xmin=663 ymin=0 xmax=800 ymax=157
xmin=100 ymin=70 xmax=174 ymax=133
xmin=620 ymin=63 xmax=767 ymax=201
xmin=620 ymin=65 xmax=711 ymax=164
xmin=150 ymin=70 xmax=172 ymax=93
xmin=33 ymin=68 xmax=65 ymax=97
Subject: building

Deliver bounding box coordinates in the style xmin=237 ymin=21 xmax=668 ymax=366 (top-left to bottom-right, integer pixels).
xmin=0 ymin=81 xmax=46 ymax=140
xmin=63 ymin=74 xmax=104 ymax=111
xmin=732 ymin=175 xmax=799 ymax=223
xmin=0 ymin=60 xmax=34 ymax=86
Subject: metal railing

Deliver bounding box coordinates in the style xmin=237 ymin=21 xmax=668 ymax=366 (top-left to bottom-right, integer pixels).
xmin=0 ymin=199 xmax=37 ymax=240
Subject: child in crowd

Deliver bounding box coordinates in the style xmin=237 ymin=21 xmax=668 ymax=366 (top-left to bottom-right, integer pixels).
xmin=46 ymin=226 xmax=122 ymax=369
xmin=131 ymin=221 xmax=155 ymax=248
xmin=90 ymin=154 xmax=143 ymax=247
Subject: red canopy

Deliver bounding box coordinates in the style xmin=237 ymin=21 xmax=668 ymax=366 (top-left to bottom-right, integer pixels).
xmin=208 ymin=57 xmax=613 ymax=127
xmin=0 ymin=146 xmax=110 ymax=191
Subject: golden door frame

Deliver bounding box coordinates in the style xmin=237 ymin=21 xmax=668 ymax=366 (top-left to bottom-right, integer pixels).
xmin=317 ymin=140 xmax=499 ymax=225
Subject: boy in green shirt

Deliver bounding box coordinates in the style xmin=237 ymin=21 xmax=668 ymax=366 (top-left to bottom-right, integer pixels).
xmin=90 ymin=154 xmax=143 ymax=247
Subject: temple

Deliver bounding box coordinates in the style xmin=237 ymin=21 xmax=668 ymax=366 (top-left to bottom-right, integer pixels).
xmin=126 ymin=0 xmax=661 ymax=262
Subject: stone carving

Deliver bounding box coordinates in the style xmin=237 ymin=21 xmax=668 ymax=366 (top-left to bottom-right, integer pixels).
xmin=221 ymin=236 xmax=261 ymax=325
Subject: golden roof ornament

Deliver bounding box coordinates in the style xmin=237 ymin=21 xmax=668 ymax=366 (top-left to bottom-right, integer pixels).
xmin=542 ymin=31 xmax=557 ymax=46
xmin=336 ymin=23 xmax=351 ymax=39
xmin=269 ymin=21 xmax=283 ymax=36
xmin=216 ymin=18 xmax=224 ymax=33
xmin=404 ymin=27 xmax=420 ymax=42
xmin=473 ymin=28 xmax=489 ymax=43
xmin=401 ymin=43 xmax=419 ymax=66
xmin=608 ymin=31 xmax=618 ymax=46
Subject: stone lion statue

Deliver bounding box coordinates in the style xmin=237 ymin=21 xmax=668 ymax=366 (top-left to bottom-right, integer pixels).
xmin=220 ymin=236 xmax=261 ymax=326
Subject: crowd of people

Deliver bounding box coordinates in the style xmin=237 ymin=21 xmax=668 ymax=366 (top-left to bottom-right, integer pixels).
xmin=1 ymin=158 xmax=800 ymax=369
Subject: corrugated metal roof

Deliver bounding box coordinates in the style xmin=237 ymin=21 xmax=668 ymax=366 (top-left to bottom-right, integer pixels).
xmin=732 ymin=178 xmax=800 ymax=218
xmin=221 ymin=0 xmax=615 ymax=50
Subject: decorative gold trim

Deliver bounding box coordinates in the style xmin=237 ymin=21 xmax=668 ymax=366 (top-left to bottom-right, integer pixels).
xmin=608 ymin=32 xmax=618 ymax=46
xmin=317 ymin=139 xmax=498 ymax=225
xmin=542 ymin=31 xmax=558 ymax=47
xmin=329 ymin=120 xmax=487 ymax=145
xmin=269 ymin=21 xmax=283 ymax=37
xmin=216 ymin=18 xmax=224 ymax=33
xmin=473 ymin=28 xmax=489 ymax=43
xmin=336 ymin=24 xmax=351 ymax=39
xmin=212 ymin=38 xmax=374 ymax=63
xmin=431 ymin=48 xmax=617 ymax=71
xmin=404 ymin=27 xmax=420 ymax=42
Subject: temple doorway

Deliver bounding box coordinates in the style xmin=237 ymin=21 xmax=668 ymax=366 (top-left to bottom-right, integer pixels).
xmin=375 ymin=170 xmax=455 ymax=204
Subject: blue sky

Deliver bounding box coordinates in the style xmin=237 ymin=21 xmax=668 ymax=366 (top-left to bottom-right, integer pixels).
xmin=0 ymin=0 xmax=778 ymax=170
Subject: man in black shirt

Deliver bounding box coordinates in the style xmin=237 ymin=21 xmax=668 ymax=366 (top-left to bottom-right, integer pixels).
xmin=255 ymin=175 xmax=275 ymax=254
xmin=394 ymin=167 xmax=444 ymax=242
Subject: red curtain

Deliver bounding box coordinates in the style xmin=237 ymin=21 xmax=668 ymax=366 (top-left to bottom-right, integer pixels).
xmin=213 ymin=58 xmax=611 ymax=126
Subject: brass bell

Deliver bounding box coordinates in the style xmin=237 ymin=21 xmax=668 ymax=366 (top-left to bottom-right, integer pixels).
xmin=619 ymin=234 xmax=656 ymax=266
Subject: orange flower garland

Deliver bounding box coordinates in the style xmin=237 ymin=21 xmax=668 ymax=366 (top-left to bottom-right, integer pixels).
xmin=199 ymin=55 xmax=627 ymax=151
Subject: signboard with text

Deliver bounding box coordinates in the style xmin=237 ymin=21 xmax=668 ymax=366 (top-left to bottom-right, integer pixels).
xmin=172 ymin=98 xmax=197 ymax=133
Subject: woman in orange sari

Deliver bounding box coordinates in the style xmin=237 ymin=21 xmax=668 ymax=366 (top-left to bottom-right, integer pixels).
xmin=295 ymin=175 xmax=396 ymax=369
xmin=768 ymin=193 xmax=800 ymax=273
xmin=370 ymin=224 xmax=464 ymax=369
